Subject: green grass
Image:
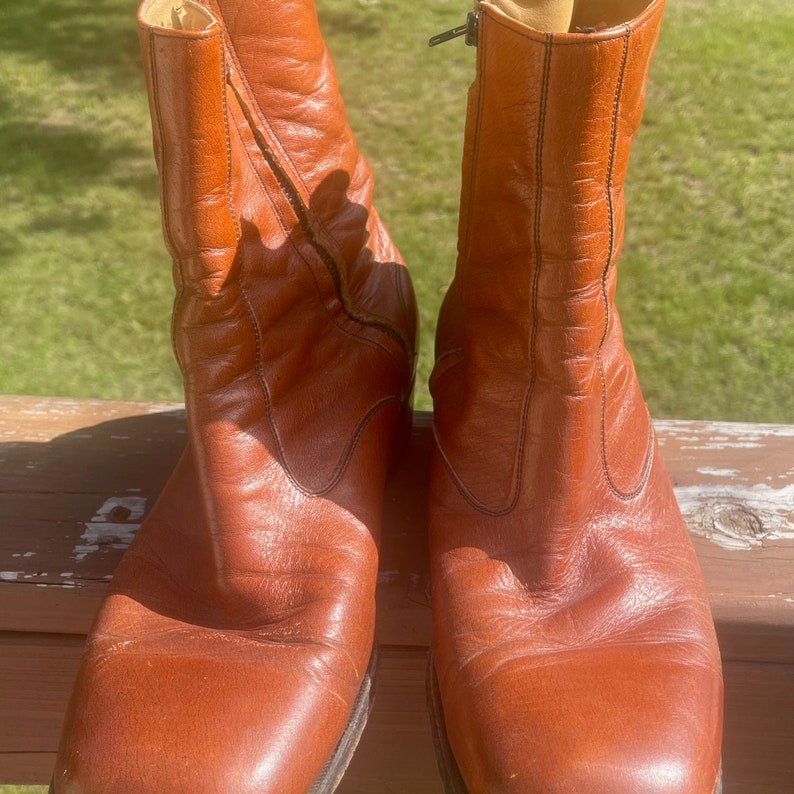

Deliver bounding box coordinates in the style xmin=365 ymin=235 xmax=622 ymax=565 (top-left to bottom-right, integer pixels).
xmin=618 ymin=0 xmax=794 ymax=420
xmin=0 ymin=789 xmax=48 ymax=793
xmin=1 ymin=0 xmax=792 ymax=421
xmin=0 ymin=5 xmax=791 ymax=791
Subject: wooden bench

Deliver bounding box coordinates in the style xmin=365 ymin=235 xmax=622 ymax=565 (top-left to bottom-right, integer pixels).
xmin=1 ymin=395 xmax=792 ymax=792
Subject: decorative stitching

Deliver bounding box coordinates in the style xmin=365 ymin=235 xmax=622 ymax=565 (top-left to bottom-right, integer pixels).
xmin=219 ymin=49 xmax=241 ymax=242
xmin=436 ymin=30 xmax=553 ymax=517
xmin=204 ymin=0 xmax=303 ymax=197
xmin=485 ymin=0 xmax=659 ymax=45
xmin=148 ymin=30 xmax=230 ymax=372
xmin=205 ymin=1 xmax=410 ymax=353
xmin=224 ymin=72 xmax=404 ymax=497
xmin=147 ymin=31 xmax=182 ymax=368
xmin=224 ymin=70 xmax=410 ymax=358
xmin=217 ymin=42 xmax=278 ymax=483
xmin=597 ymin=28 xmax=654 ymax=501
xmin=227 ymin=106 xmax=401 ymax=367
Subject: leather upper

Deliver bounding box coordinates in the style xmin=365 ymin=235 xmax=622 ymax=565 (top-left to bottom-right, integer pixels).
xmin=51 ymin=1 xmax=416 ymax=791
xmin=430 ymin=2 xmax=723 ymax=791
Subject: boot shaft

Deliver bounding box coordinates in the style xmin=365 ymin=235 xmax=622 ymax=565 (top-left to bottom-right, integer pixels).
xmin=137 ymin=0 xmax=416 ymax=499
xmin=432 ymin=0 xmax=663 ymax=513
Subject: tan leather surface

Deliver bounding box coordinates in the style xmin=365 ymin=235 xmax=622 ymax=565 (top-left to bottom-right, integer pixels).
xmin=430 ymin=1 xmax=724 ymax=791
xmin=492 ymin=0 xmax=574 ymax=32
xmin=51 ymin=0 xmax=416 ymax=791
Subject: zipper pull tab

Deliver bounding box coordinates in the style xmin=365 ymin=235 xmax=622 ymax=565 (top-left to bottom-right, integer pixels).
xmin=429 ymin=11 xmax=478 ymax=47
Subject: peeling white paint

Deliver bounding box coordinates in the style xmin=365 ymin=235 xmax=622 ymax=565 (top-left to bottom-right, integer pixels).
xmin=676 ymin=482 xmax=794 ymax=550
xmin=681 ymin=442 xmax=764 ymax=451
xmin=74 ymin=496 xmax=146 ymax=562
xmin=655 ymin=419 xmax=794 ymax=439
xmin=696 ymin=467 xmax=741 ymax=478
xmin=0 ymin=571 xmax=21 ymax=581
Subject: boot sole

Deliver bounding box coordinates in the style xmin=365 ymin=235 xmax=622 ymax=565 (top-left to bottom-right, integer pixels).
xmin=426 ymin=652 xmax=469 ymax=793
xmin=426 ymin=652 xmax=723 ymax=794
xmin=49 ymin=646 xmax=377 ymax=794
xmin=308 ymin=644 xmax=378 ymax=793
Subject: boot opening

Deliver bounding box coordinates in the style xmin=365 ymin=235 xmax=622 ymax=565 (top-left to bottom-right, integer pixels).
xmin=139 ymin=0 xmax=215 ymax=31
xmin=491 ymin=0 xmax=575 ymax=32
xmin=570 ymin=0 xmax=656 ymax=31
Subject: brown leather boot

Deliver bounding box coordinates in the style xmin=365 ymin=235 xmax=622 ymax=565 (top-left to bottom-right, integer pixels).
xmin=427 ymin=1 xmax=723 ymax=791
xmin=51 ymin=0 xmax=416 ymax=791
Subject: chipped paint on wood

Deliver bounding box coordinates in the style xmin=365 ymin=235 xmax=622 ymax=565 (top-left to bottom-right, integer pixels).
xmin=73 ymin=496 xmax=147 ymax=562
xmin=696 ymin=467 xmax=743 ymax=478
xmin=676 ymin=482 xmax=794 ymax=550
xmin=656 ymin=418 xmax=794 ymax=443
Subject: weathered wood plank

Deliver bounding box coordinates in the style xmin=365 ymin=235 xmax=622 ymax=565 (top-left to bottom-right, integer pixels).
xmin=657 ymin=419 xmax=794 ymax=664
xmin=2 ymin=398 xmax=793 ymax=656
xmin=722 ymin=660 xmax=794 ymax=793
xmin=1 ymin=396 xmax=793 ymax=790
xmin=0 ymin=754 xmax=54 ymax=787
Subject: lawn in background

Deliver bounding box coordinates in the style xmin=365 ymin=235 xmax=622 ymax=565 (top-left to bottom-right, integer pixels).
xmin=0 ymin=789 xmax=47 ymax=793
xmin=0 ymin=1 xmax=792 ymax=792
xmin=1 ymin=0 xmax=792 ymax=422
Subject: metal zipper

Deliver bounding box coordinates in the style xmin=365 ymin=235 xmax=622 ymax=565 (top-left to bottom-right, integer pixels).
xmin=224 ymin=66 xmax=412 ymax=358
xmin=428 ymin=11 xmax=478 ymax=47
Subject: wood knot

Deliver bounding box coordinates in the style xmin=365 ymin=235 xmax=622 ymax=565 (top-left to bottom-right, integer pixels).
xmin=711 ymin=503 xmax=764 ymax=539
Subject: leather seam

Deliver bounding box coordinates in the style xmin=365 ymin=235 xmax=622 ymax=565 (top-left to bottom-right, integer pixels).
xmin=460 ymin=16 xmax=487 ymax=288
xmin=205 ymin=1 xmax=303 ymax=196
xmin=215 ymin=45 xmax=299 ymax=497
xmin=223 ymin=64 xmax=411 ymax=359
xmin=221 ymin=54 xmax=291 ymax=490
xmin=205 ymin=1 xmax=411 ymax=354
xmin=310 ymin=395 xmax=403 ymax=497
xmin=225 ymin=91 xmax=402 ymax=496
xmin=434 ymin=32 xmax=553 ymax=517
xmin=483 ymin=2 xmax=658 ymax=45
xmin=219 ymin=47 xmax=241 ymax=243
xmin=147 ymin=29 xmax=185 ymax=373
xmin=598 ymin=27 xmax=654 ymax=502
xmin=227 ymin=113 xmax=405 ymax=367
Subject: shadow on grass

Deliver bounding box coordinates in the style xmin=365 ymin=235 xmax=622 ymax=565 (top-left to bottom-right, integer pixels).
xmin=316 ymin=6 xmax=382 ymax=39
xmin=2 ymin=114 xmax=153 ymax=186
xmin=3 ymin=0 xmax=143 ymax=90
xmin=1 ymin=0 xmax=158 ymax=252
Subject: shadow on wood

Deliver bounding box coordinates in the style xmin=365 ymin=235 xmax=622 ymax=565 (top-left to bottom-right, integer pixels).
xmin=0 ymin=396 xmax=792 ymax=791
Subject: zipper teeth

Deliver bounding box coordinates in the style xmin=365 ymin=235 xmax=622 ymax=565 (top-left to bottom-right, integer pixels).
xmin=225 ymin=71 xmax=410 ymax=357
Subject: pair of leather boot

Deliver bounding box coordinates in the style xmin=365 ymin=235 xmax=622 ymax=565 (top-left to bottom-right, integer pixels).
xmin=52 ymin=0 xmax=723 ymax=792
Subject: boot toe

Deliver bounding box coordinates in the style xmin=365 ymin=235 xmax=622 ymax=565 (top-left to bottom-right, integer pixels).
xmin=440 ymin=645 xmax=722 ymax=794
xmin=52 ymin=629 xmax=370 ymax=793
